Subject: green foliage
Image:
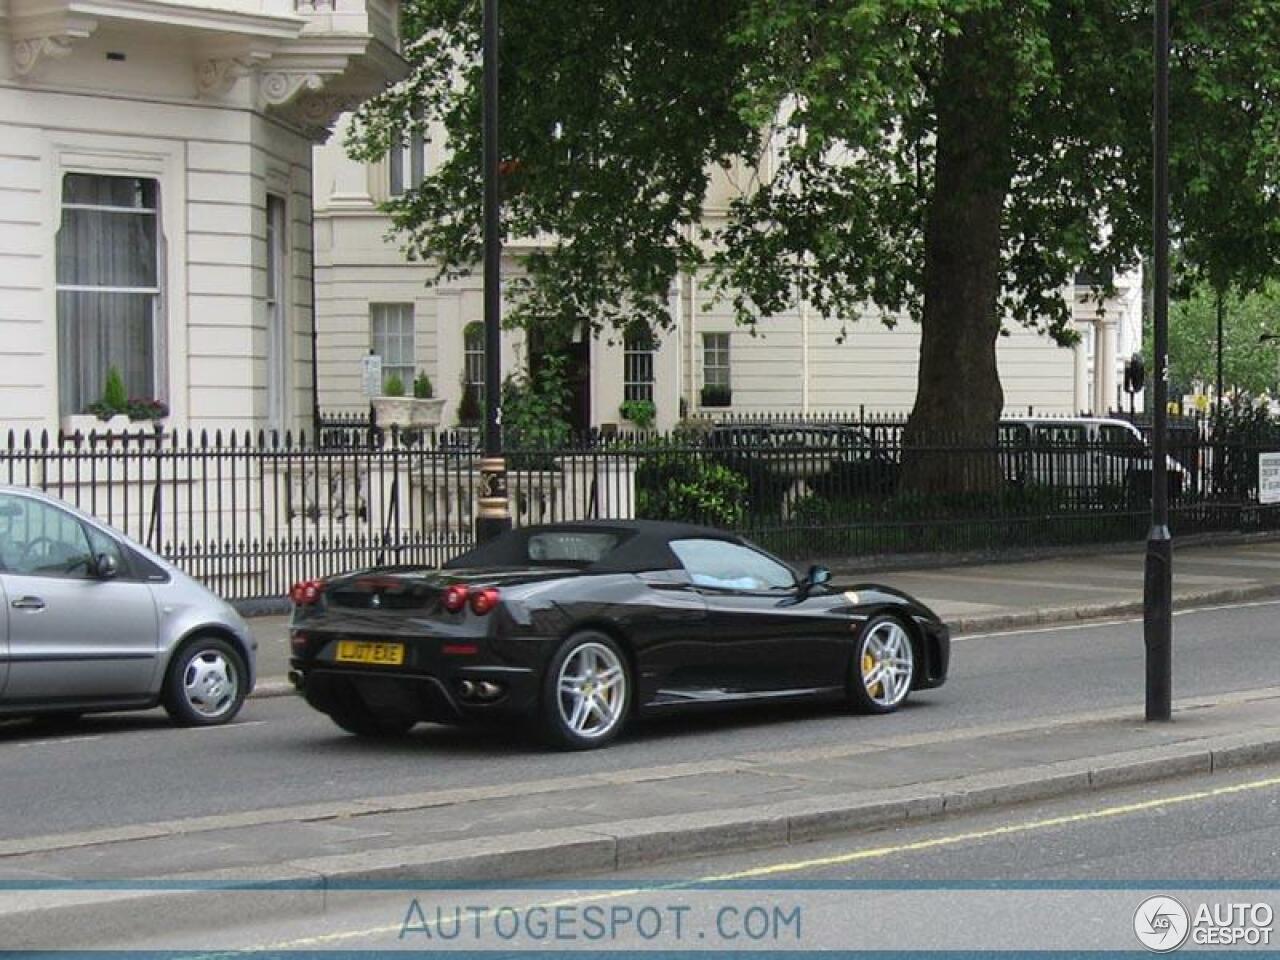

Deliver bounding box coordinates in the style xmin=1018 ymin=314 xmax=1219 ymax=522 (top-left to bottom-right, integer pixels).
xmin=636 ymin=452 xmax=748 ymax=528
xmin=1152 ymin=281 xmax=1280 ymax=398
xmin=84 ymin=367 xmax=169 ymax=421
xmin=501 ymin=353 xmax=573 ymax=452
xmin=383 ymin=373 xmax=406 ymax=397
xmin=413 ymin=371 xmax=434 ymax=399
xmin=619 ymin=399 xmax=656 ymax=428
xmin=351 ymin=0 xmax=1280 ymax=452
xmin=102 ymin=366 xmax=127 ymax=412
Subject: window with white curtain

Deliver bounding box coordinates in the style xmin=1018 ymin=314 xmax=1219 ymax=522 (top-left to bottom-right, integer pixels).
xmin=623 ymin=323 xmax=655 ymax=403
xmin=370 ymin=303 xmax=415 ymax=390
xmin=56 ymin=173 xmax=161 ymax=415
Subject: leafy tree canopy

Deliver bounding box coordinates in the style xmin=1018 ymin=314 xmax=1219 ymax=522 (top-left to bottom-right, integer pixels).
xmin=349 ymin=0 xmax=1280 ymax=483
xmin=1158 ymin=280 xmax=1280 ymax=398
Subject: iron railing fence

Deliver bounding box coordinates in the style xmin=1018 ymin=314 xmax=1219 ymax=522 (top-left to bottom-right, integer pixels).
xmin=3 ymin=425 xmax=1279 ymax=603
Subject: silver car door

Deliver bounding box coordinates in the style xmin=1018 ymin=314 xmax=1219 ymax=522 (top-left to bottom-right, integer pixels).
xmin=0 ymin=574 xmax=9 ymax=698
xmin=0 ymin=493 xmax=159 ymax=704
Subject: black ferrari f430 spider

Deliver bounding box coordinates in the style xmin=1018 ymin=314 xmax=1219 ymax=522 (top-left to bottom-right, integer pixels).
xmin=288 ymin=520 xmax=950 ymax=749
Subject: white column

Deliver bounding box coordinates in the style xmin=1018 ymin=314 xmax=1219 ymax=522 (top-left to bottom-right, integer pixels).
xmin=1073 ymin=326 xmax=1090 ymax=414
xmin=1098 ymin=319 xmax=1118 ymax=414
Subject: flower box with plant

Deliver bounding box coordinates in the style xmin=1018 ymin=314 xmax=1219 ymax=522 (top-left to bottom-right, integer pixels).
xmin=619 ymin=398 xmax=656 ymax=430
xmin=700 ymin=384 xmax=732 ymax=408
xmin=64 ymin=366 xmax=168 ymax=439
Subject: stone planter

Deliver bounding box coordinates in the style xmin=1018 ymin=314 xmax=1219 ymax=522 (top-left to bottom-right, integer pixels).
xmin=372 ymin=396 xmax=447 ymax=432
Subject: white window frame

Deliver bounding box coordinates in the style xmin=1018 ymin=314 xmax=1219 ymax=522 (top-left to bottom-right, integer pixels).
xmin=702 ymin=332 xmax=731 ymax=388
xmin=371 ymin=303 xmax=416 ymax=390
xmin=55 ymin=173 xmax=163 ymax=417
xmin=388 ymin=119 xmax=430 ymax=198
xmin=464 ymin=321 xmax=486 ymax=399
xmin=623 ymin=325 xmax=655 ymax=404
xmin=265 ymin=194 xmax=289 ymax=432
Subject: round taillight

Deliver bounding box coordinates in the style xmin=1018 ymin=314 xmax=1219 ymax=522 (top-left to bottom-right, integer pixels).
xmin=290 ymin=579 xmax=322 ymax=606
xmin=469 ymin=587 xmax=500 ymax=616
xmin=443 ymin=584 xmax=470 ymax=613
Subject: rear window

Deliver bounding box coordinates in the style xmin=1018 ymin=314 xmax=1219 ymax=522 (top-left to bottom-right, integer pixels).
xmin=527 ymin=531 xmax=620 ymax=565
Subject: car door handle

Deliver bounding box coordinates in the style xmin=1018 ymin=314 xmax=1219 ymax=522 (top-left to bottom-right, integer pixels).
xmin=11 ymin=596 xmax=45 ymax=611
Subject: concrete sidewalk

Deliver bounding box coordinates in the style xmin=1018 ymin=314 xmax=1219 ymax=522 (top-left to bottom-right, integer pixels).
xmin=248 ymin=537 xmax=1280 ymax=696
xmin=4 ymin=685 xmax=1280 ymax=947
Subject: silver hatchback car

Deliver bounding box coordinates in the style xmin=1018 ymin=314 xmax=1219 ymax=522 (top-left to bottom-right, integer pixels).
xmin=0 ymin=487 xmax=256 ymax=725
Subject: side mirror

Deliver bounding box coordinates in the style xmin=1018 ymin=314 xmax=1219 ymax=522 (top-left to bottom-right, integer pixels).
xmin=95 ymin=553 xmax=119 ymax=579
xmin=798 ymin=563 xmax=829 ymax=593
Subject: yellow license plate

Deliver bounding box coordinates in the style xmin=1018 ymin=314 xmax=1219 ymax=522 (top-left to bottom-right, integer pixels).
xmin=335 ymin=640 xmax=405 ymax=666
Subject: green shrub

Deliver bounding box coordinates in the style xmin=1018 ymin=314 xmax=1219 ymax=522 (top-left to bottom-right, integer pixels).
xmin=413 ymin=372 xmax=433 ymax=399
xmin=103 ymin=367 xmax=128 ymax=411
xmin=383 ymin=373 xmax=405 ymax=397
xmin=619 ymin=399 xmax=656 ymax=429
xmin=636 ymin=452 xmax=748 ymax=528
xmin=502 ymin=354 xmax=573 ymax=452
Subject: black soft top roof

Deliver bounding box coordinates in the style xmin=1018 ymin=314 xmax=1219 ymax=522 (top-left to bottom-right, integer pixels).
xmin=443 ymin=519 xmax=746 ymax=573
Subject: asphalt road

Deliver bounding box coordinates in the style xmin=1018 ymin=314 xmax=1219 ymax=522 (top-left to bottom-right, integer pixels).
xmin=120 ymin=761 xmax=1280 ymax=953
xmin=1 ymin=600 xmax=1279 ymax=840
xmin=615 ymin=758 xmax=1280 ymax=885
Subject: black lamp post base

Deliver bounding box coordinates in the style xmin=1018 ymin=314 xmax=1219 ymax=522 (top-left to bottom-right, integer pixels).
xmin=1143 ymin=525 xmax=1173 ymax=721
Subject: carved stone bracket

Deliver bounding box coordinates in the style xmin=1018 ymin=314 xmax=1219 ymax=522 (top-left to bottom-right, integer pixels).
xmin=12 ymin=35 xmax=75 ymax=77
xmin=257 ymin=70 xmax=325 ymax=109
xmin=195 ymin=57 xmax=260 ymax=98
xmin=289 ymin=91 xmax=366 ymax=141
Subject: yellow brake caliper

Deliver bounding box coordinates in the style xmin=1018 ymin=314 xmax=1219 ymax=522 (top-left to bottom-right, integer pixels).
xmin=862 ymin=651 xmax=882 ymax=698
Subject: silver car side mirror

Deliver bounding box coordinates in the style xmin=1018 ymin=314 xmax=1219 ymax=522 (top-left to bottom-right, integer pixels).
xmin=95 ymin=553 xmax=119 ymax=579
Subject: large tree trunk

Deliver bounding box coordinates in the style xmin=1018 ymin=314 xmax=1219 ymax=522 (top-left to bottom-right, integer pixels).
xmin=904 ymin=14 xmax=1016 ymax=495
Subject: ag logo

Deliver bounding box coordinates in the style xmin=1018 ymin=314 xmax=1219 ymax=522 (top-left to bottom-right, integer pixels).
xmin=1134 ymin=895 xmax=1190 ymax=952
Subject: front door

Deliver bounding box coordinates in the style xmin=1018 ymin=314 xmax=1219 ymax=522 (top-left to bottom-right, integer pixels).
xmin=529 ymin=327 xmax=591 ymax=435
xmin=0 ymin=494 xmax=159 ymax=705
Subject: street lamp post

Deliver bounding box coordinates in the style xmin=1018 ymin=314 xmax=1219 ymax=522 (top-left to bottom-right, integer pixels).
xmin=476 ymin=0 xmax=511 ymax=543
xmin=1143 ymin=0 xmax=1173 ymax=722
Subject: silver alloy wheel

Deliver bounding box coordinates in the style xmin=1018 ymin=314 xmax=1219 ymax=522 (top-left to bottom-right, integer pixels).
xmin=556 ymin=641 xmax=626 ymax=739
xmin=859 ymin=619 xmax=914 ymax=708
xmin=182 ymin=648 xmax=239 ymax=719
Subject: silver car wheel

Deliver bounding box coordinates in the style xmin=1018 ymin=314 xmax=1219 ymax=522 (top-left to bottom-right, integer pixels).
xmin=859 ymin=619 xmax=914 ymax=708
xmin=556 ymin=641 xmax=626 ymax=740
xmin=182 ymin=648 xmax=239 ymax=719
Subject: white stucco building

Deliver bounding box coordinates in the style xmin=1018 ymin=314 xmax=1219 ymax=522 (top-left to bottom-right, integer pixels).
xmin=0 ymin=0 xmax=403 ymax=437
xmin=314 ymin=117 xmax=1143 ymax=433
